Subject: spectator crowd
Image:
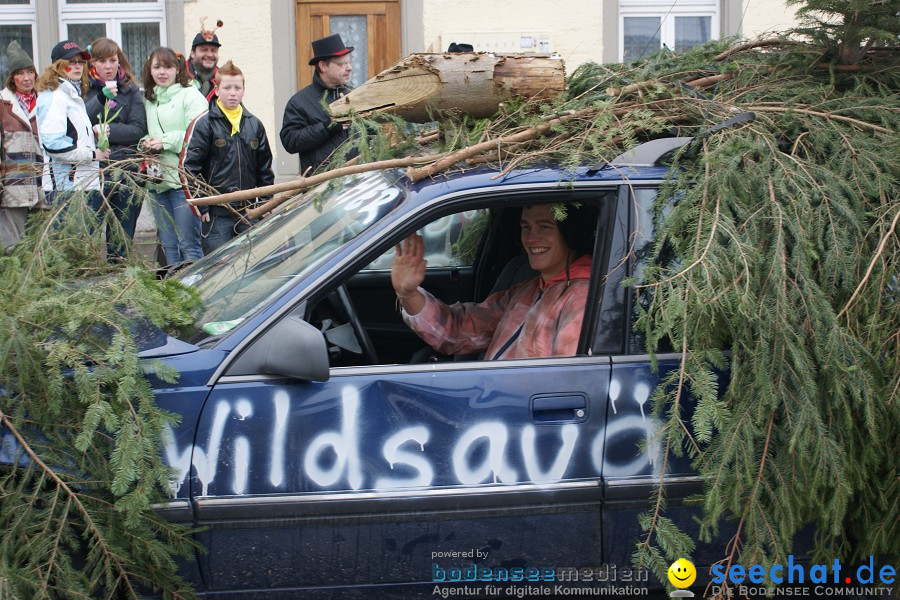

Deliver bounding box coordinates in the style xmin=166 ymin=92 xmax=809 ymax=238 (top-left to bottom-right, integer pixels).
xmin=0 ymin=27 xmax=359 ymax=266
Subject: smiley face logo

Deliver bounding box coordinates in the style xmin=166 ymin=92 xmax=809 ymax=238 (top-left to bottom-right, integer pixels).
xmin=667 ymin=558 xmax=696 ymax=588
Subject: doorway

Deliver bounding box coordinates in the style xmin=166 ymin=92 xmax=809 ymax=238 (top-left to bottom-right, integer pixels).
xmin=295 ymin=0 xmax=401 ymax=90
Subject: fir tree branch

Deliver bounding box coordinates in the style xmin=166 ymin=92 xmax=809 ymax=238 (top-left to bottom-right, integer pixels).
xmin=714 ymin=37 xmax=801 ymax=61
xmin=837 ymin=207 xmax=900 ymax=319
xmin=0 ymin=409 xmax=138 ymax=599
xmin=748 ymin=105 xmax=896 ymax=134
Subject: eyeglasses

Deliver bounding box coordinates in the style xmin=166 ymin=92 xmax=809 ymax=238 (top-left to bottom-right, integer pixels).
xmin=68 ymin=59 xmax=85 ymax=65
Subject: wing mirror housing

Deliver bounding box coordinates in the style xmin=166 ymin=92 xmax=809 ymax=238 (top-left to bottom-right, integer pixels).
xmin=227 ymin=316 xmax=329 ymax=382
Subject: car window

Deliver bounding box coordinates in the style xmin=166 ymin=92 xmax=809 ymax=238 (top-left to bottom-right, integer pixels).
xmin=629 ymin=187 xmax=675 ymax=354
xmin=363 ymin=209 xmax=489 ymax=270
xmin=177 ymin=171 xmax=404 ymax=343
xmin=305 ymin=199 xmax=604 ymax=369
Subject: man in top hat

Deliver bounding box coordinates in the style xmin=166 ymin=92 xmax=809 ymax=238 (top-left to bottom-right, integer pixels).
xmin=187 ymin=29 xmax=221 ymax=105
xmin=280 ymin=33 xmax=356 ymax=174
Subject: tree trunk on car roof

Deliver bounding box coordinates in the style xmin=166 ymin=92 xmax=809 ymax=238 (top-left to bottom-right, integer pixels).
xmin=329 ymin=52 xmax=566 ymax=123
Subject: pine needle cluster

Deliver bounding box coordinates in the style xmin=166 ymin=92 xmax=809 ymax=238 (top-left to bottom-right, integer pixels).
xmin=0 ymin=192 xmax=202 ymax=598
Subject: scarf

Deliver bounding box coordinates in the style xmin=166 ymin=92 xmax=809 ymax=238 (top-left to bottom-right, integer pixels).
xmin=64 ymin=78 xmax=83 ymax=96
xmin=15 ymin=90 xmax=36 ymax=113
xmin=216 ymin=99 xmax=242 ymax=136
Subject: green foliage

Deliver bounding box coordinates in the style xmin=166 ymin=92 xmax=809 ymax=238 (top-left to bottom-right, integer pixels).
xmin=0 ymin=192 xmax=203 ymax=598
xmin=624 ymin=30 xmax=899 ymax=589
xmin=788 ymin=0 xmax=900 ymax=63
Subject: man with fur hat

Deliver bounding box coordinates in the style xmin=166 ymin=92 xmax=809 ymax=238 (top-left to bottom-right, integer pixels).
xmin=280 ymin=33 xmax=356 ymax=174
xmin=186 ymin=19 xmax=222 ymax=106
xmin=0 ymin=40 xmax=46 ymax=249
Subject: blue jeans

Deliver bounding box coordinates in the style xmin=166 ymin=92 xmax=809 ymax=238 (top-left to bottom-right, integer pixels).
xmin=151 ymin=188 xmax=202 ymax=266
xmin=201 ymin=209 xmax=255 ymax=254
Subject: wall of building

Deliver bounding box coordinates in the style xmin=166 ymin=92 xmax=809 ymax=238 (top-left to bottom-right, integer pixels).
xmin=420 ymin=0 xmax=607 ymax=69
xmin=741 ymin=0 xmax=800 ymax=38
xmin=183 ymin=1 xmax=278 ymax=154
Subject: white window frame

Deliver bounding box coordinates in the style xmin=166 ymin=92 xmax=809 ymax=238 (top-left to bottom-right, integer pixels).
xmin=0 ymin=1 xmax=37 ymax=65
xmin=59 ymin=0 xmax=166 ymax=54
xmin=619 ymin=0 xmax=719 ymax=62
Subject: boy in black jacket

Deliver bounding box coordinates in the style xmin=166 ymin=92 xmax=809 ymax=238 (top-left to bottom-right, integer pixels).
xmin=182 ymin=60 xmax=274 ymax=253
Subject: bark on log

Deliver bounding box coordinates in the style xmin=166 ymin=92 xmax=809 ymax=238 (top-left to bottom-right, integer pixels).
xmin=329 ymin=52 xmax=566 ymax=123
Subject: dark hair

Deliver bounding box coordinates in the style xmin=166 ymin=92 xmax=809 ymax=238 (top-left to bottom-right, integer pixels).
xmin=88 ymin=37 xmax=135 ymax=86
xmin=556 ymin=204 xmax=596 ymax=257
xmin=142 ymin=47 xmax=191 ymax=101
xmin=520 ymin=204 xmax=596 ymax=258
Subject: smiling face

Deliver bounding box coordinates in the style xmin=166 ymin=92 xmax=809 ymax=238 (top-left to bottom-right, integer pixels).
xmin=92 ymin=53 xmax=119 ymax=82
xmin=667 ymin=558 xmax=697 ymax=588
xmin=217 ymin=74 xmax=244 ymax=109
xmin=191 ymin=43 xmax=219 ymax=70
xmin=12 ymin=68 xmax=36 ymax=94
xmin=520 ymin=205 xmax=574 ymax=281
xmin=150 ymin=59 xmax=177 ymax=88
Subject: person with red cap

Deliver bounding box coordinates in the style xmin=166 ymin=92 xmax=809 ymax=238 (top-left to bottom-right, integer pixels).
xmin=280 ymin=33 xmax=356 ymax=174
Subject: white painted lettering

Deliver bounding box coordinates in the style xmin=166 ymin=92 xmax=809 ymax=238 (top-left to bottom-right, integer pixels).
xmin=374 ymin=426 xmax=434 ymax=489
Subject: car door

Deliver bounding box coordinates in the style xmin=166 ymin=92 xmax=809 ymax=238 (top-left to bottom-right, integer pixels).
xmin=185 ymin=193 xmax=616 ymax=597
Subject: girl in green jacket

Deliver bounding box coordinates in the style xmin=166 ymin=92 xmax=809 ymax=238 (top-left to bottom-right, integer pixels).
xmin=140 ymin=47 xmax=208 ymax=265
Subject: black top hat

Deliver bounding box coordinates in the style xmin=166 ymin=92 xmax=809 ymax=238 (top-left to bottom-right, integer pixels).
xmin=50 ymin=40 xmax=91 ymax=63
xmin=308 ymin=34 xmax=353 ymax=65
xmin=192 ymin=32 xmax=221 ymax=49
xmin=447 ymin=42 xmax=474 ymax=53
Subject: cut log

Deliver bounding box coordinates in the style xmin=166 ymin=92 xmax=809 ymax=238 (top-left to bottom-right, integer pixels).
xmin=330 ymin=52 xmax=566 ymax=123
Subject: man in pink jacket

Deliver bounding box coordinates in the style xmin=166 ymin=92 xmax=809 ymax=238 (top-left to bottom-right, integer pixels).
xmin=392 ymin=204 xmax=593 ymax=360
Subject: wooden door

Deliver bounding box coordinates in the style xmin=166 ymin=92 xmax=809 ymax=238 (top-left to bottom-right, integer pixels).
xmin=295 ymin=1 xmax=401 ymax=89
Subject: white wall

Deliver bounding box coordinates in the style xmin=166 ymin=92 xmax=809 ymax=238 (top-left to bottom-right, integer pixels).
xmin=741 ymin=0 xmax=800 ymax=38
xmin=421 ymin=0 xmax=607 ymax=69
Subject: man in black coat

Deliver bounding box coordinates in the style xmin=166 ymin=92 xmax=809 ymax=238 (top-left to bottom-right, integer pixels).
xmin=280 ymin=34 xmax=355 ymax=175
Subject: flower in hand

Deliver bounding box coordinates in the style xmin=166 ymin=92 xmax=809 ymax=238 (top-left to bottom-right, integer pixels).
xmin=95 ymin=99 xmax=121 ymax=151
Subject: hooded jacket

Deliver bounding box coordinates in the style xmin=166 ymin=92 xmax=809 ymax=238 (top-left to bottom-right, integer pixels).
xmin=0 ymin=87 xmax=45 ymax=208
xmin=142 ymin=83 xmax=208 ymax=192
xmin=279 ymin=72 xmax=351 ymax=174
xmin=403 ymin=254 xmax=593 ymax=359
xmin=84 ymin=75 xmax=147 ymax=166
xmin=181 ymin=101 xmax=275 ymax=215
xmin=36 ymin=79 xmax=100 ymax=192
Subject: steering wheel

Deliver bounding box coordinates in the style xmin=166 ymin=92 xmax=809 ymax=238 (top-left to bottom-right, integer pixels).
xmin=335 ymin=284 xmax=379 ymax=364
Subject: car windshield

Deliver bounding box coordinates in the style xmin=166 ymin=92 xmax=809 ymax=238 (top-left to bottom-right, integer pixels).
xmin=177 ymin=170 xmax=404 ymax=343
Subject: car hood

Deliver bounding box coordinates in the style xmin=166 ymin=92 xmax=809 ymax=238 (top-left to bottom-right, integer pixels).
xmin=133 ymin=318 xmax=199 ymax=358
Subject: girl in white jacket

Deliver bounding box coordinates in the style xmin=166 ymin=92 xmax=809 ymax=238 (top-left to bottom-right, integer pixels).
xmin=35 ymin=40 xmax=109 ymax=205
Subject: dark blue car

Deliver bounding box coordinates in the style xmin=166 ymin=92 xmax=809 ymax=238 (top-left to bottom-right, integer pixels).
xmin=138 ymin=138 xmax=710 ymax=596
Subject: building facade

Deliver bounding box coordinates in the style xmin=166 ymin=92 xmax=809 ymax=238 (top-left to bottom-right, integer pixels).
xmin=2 ymin=0 xmax=797 ymax=181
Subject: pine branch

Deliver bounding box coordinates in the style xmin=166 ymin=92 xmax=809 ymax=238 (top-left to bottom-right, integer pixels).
xmin=837 ymin=206 xmax=900 ymax=319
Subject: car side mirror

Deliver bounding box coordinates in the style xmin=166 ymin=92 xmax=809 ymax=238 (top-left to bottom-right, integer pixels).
xmin=226 ymin=316 xmax=330 ymax=382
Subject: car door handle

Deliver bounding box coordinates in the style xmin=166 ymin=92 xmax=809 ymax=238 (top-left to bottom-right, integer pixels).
xmin=531 ymin=394 xmax=588 ymax=422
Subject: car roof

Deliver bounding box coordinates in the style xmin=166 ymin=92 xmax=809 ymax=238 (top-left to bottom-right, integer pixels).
xmin=402 ymin=162 xmax=673 ymax=206
xmin=400 ymin=137 xmax=692 ymax=205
